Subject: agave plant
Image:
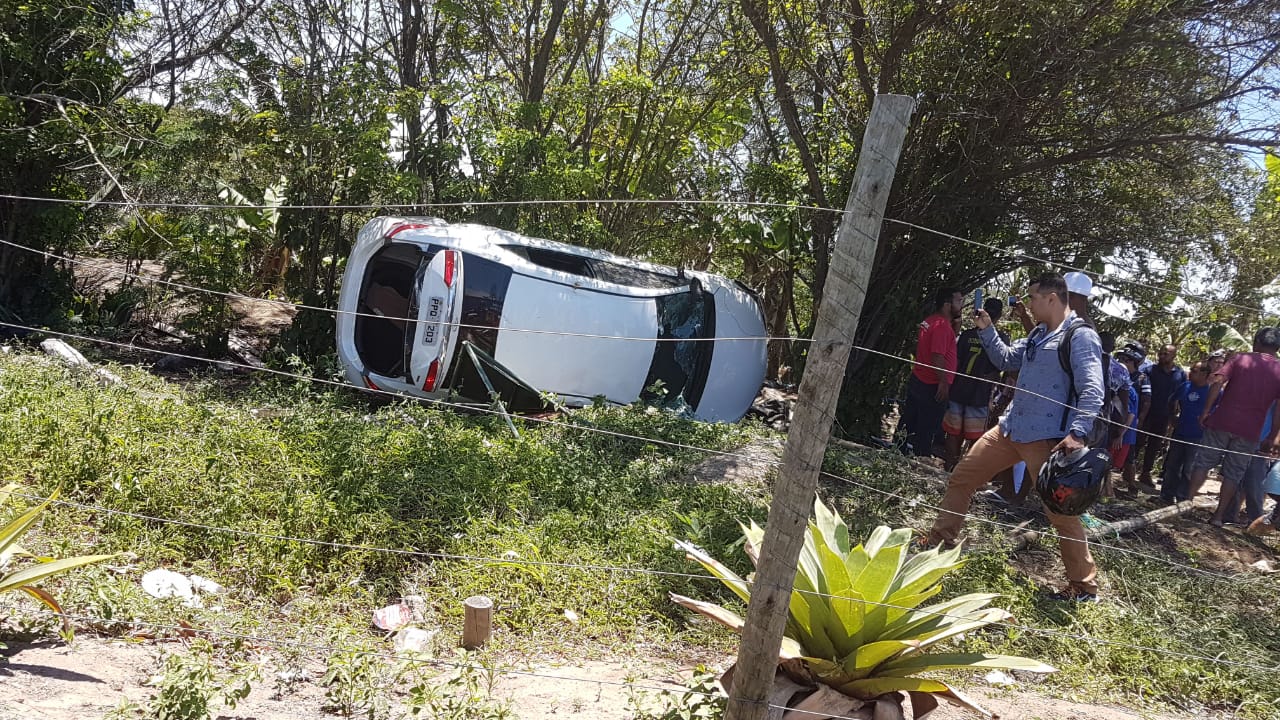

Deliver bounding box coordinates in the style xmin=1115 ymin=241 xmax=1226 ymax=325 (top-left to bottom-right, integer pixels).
xmin=671 ymin=498 xmax=1054 ymax=719
xmin=2 ymin=483 xmax=116 ymax=619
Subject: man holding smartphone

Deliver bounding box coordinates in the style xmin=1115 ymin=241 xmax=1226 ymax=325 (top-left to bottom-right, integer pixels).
xmin=921 ymin=272 xmax=1105 ymax=601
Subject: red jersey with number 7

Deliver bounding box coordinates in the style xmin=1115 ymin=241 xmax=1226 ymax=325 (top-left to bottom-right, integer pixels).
xmin=912 ymin=313 xmax=956 ymax=385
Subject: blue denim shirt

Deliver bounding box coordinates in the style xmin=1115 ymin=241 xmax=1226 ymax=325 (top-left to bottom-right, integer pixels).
xmin=979 ymin=314 xmax=1105 ymax=443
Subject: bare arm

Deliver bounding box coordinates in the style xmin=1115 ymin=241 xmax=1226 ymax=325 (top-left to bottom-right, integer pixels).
xmin=1199 ymin=381 xmax=1224 ymax=428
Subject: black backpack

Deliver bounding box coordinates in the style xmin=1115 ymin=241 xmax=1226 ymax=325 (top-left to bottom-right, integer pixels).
xmin=1057 ymin=321 xmax=1126 ymax=449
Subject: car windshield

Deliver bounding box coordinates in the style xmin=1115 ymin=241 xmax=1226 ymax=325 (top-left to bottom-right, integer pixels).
xmin=642 ymin=287 xmax=716 ymax=411
xmin=354 ymin=243 xmax=436 ymax=378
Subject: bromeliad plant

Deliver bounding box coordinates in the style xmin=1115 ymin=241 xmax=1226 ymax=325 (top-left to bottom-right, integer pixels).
xmin=671 ymin=499 xmax=1054 ymax=719
xmin=2 ymin=483 xmax=116 ymax=621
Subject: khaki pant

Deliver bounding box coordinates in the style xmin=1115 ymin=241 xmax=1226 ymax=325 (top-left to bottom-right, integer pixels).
xmin=927 ymin=426 xmax=1099 ymax=595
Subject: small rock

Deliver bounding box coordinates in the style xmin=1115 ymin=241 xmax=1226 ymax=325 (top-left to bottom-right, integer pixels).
xmin=1249 ymin=559 xmax=1276 ymax=573
xmin=563 ymin=609 xmax=579 ymax=624
xmin=984 ymin=670 xmax=1017 ymax=686
xmin=394 ymin=627 xmax=438 ymax=654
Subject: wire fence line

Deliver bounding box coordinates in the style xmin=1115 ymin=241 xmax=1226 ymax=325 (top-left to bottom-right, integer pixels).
xmin=37 ymin=610 xmax=746 ymax=715
xmin=0 ymin=319 xmax=1268 ymax=588
xmin=44 ymin=609 xmax=981 ymax=720
xmin=0 ymin=236 xmax=783 ymax=344
xmin=35 ymin=557 xmax=1280 ymax=681
xmin=1 ymin=191 xmax=1271 ymax=318
xmin=6 ymin=244 xmax=1278 ymax=466
xmin=5 ymin=234 xmax=1276 ymax=463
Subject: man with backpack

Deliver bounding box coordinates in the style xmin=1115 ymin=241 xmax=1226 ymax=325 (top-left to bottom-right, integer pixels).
xmin=922 ymin=272 xmax=1105 ymax=601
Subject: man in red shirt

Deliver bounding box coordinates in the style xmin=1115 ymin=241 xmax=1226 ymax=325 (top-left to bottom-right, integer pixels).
xmin=901 ymin=287 xmax=962 ymax=457
xmin=1186 ymin=327 xmax=1280 ymax=525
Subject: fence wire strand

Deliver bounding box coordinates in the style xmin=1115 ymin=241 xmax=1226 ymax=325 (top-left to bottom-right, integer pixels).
xmin=2 ymin=317 xmax=1269 ymax=584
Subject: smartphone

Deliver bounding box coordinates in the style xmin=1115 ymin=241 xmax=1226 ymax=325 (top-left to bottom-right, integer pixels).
xmin=973 ymin=289 xmax=983 ymax=314
xmin=1008 ymin=295 xmax=1020 ymax=307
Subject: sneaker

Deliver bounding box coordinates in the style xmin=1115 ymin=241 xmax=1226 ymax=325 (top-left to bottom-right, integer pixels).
xmin=1046 ymin=589 xmax=1099 ymax=603
xmin=1246 ymin=511 xmax=1277 ymax=536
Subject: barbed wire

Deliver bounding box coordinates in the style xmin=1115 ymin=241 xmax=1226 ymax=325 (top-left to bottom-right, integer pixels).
xmin=0 ymin=320 xmax=1268 ymax=587
xmin=0 ymin=193 xmax=831 ymax=214
xmin=32 ymin=558 xmax=1279 ymax=683
xmin=882 ymin=218 xmax=1273 ymax=318
xmin=0 ymin=236 xmax=788 ymax=344
xmin=4 ymin=236 xmax=1279 ymax=467
xmin=1 ymin=191 xmax=1271 ymax=318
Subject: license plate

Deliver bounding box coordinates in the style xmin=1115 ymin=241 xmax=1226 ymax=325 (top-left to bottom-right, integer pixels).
xmin=422 ymin=296 xmax=443 ymax=345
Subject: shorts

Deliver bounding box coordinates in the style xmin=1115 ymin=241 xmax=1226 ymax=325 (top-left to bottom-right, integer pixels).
xmin=943 ymin=402 xmax=989 ymax=440
xmin=1189 ymin=427 xmax=1257 ymax=483
xmin=1264 ymin=461 xmax=1280 ymax=497
xmin=1111 ymin=443 xmax=1131 ymax=470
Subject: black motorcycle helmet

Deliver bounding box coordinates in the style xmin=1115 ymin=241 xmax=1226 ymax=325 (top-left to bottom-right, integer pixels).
xmin=1037 ymin=447 xmax=1109 ymax=516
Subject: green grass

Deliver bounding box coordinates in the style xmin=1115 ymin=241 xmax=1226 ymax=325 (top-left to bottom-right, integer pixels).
xmin=2 ymin=349 xmax=1279 ymax=718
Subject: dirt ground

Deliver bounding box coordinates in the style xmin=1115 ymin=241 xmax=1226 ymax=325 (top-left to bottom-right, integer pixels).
xmin=0 ymin=638 xmax=1195 ymax=720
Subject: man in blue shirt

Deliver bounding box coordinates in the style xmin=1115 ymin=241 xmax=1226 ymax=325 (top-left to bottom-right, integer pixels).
xmin=1161 ymin=360 xmax=1210 ymax=503
xmin=1137 ymin=344 xmax=1186 ymax=487
xmin=923 ymin=272 xmax=1105 ymax=601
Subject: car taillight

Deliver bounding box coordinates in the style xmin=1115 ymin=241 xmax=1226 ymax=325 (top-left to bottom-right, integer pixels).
xmin=422 ymin=359 xmax=440 ymax=391
xmin=364 ymin=377 xmax=380 ymax=391
xmin=443 ymin=250 xmax=456 ymax=288
xmin=386 ymin=222 xmax=433 ymax=239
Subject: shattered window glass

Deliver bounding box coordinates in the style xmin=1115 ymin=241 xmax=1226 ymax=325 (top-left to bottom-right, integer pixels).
xmin=642 ymin=288 xmax=716 ymax=412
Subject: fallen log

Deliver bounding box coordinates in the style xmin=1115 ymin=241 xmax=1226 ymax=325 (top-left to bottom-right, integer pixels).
xmin=1009 ymin=499 xmax=1211 ymax=551
xmin=1086 ymin=499 xmax=1210 ymax=539
xmin=40 ymin=338 xmax=124 ymax=386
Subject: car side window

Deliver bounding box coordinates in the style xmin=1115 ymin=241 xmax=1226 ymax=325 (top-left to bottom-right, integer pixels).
xmin=501 ymin=243 xmax=686 ymax=290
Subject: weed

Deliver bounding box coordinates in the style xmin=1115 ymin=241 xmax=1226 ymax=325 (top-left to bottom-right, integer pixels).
xmin=625 ymin=665 xmax=724 ymax=720
xmin=322 ymin=633 xmax=393 ymax=719
xmin=402 ymin=650 xmax=513 ymax=719
xmin=144 ymin=639 xmax=259 ymax=720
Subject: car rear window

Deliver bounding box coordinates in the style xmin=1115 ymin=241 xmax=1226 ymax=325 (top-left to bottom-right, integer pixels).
xmin=445 ymin=252 xmax=512 ymax=376
xmin=355 ymin=243 xmax=436 ymax=378
xmin=642 ymin=288 xmax=716 ymax=411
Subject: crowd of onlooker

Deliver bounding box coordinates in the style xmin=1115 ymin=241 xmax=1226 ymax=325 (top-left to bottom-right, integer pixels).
xmin=900 ymin=271 xmax=1280 ymax=544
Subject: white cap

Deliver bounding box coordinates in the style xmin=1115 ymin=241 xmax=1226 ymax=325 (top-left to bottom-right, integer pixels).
xmin=1064 ymin=271 xmax=1094 ymax=297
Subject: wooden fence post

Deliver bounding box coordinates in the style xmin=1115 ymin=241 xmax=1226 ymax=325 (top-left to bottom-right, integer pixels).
xmin=723 ymin=93 xmax=916 ymax=720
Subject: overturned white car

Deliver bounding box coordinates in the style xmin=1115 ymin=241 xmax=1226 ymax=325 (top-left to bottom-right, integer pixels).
xmin=335 ymin=217 xmax=768 ymax=422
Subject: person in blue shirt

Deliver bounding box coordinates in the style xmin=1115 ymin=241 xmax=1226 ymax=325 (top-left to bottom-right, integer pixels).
xmin=922 ymin=272 xmax=1104 ymax=602
xmin=1161 ymin=360 xmax=1211 ymax=503
xmin=1115 ymin=346 xmax=1151 ymax=493
xmin=1137 ymin=345 xmax=1186 ymax=485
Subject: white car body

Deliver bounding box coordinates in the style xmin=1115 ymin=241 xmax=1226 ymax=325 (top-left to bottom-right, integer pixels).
xmin=335 ymin=217 xmax=767 ymax=422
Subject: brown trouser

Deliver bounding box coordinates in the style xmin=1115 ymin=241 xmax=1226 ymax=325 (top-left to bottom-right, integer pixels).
xmin=927 ymin=426 xmax=1099 ymax=595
